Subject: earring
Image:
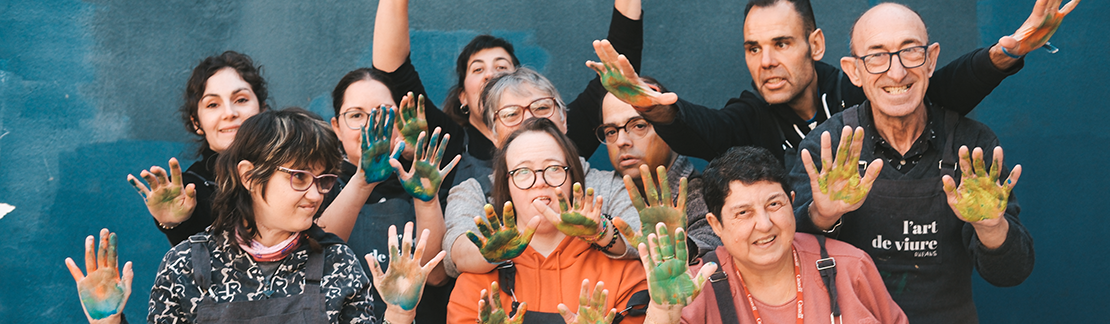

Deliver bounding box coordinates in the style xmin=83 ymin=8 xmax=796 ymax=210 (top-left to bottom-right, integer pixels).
xmin=460 ymin=105 xmax=470 ymax=115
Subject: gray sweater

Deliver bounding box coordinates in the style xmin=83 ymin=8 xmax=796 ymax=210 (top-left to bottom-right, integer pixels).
xmin=441 ymin=158 xmax=639 ymax=277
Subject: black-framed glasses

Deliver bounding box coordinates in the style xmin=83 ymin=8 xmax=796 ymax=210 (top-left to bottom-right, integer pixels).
xmin=595 ymin=117 xmax=652 ymax=144
xmin=277 ymin=167 xmax=338 ymax=194
xmin=495 ymin=97 xmax=559 ymax=127
xmin=341 ymin=105 xmax=395 ymax=130
xmin=508 ymin=165 xmax=569 ymax=190
xmin=853 ymin=45 xmax=930 ymax=74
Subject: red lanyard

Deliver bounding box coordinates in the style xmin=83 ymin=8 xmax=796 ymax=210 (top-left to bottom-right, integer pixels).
xmin=734 ymin=247 xmax=803 ymax=324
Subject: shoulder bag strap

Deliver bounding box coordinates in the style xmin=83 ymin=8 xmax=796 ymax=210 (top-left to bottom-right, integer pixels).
xmin=815 ymin=235 xmax=841 ymax=322
xmin=702 ymin=251 xmax=740 ymax=324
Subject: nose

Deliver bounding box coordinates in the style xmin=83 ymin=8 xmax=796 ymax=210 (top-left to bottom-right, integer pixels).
xmin=760 ymin=49 xmax=778 ymax=68
xmin=613 ymin=128 xmax=634 ymax=147
xmin=752 ymin=209 xmax=774 ymax=232
xmin=222 ymin=100 xmax=240 ymax=119
xmin=886 ymin=55 xmax=908 ymax=81
xmin=304 ymin=181 xmax=324 ymax=201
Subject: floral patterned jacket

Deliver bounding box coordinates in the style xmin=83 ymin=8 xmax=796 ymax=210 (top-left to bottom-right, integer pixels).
xmin=147 ymin=225 xmax=375 ymax=323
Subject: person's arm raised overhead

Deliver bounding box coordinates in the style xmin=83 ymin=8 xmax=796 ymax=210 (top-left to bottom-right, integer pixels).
xmin=372 ymin=0 xmax=411 ymax=73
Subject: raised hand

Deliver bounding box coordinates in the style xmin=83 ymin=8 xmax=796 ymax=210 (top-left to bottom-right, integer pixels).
xmin=586 ymin=39 xmax=677 ymax=110
xmin=639 ymin=223 xmax=715 ymax=307
xmin=465 ymin=203 xmax=540 ymax=264
xmin=999 ymin=0 xmax=1081 ymax=55
xmin=614 ymin=164 xmax=686 ymax=249
xmin=362 ymin=106 xmax=396 ymax=184
xmin=127 ymin=157 xmax=196 ymax=227
xmin=557 ymin=279 xmax=617 ymax=324
xmin=478 ymin=281 xmax=527 ymax=324
xmin=943 ymin=146 xmax=1022 ymax=223
xmin=801 ymin=126 xmax=884 ymax=225
xmin=395 ymin=92 xmax=429 ymax=154
xmin=535 ymin=183 xmax=607 ymax=242
xmin=65 ymin=228 xmax=133 ymax=323
xmin=368 ymin=222 xmax=446 ymax=315
xmin=390 ymin=127 xmax=461 ymax=202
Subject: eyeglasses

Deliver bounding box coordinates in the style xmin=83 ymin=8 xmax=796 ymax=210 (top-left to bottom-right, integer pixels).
xmin=853 ymin=45 xmax=930 ymax=74
xmin=508 ymin=165 xmax=569 ymax=190
xmin=495 ymin=97 xmax=559 ymax=127
xmin=341 ymin=105 xmax=395 ymax=130
xmin=595 ymin=117 xmax=652 ymax=144
xmin=277 ymin=167 xmax=338 ymax=194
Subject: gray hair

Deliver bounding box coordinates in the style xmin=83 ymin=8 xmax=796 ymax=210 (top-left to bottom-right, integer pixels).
xmin=480 ymin=67 xmax=566 ymax=136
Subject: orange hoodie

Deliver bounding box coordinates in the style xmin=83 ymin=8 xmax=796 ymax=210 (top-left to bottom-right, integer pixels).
xmin=447 ymin=236 xmax=648 ymax=323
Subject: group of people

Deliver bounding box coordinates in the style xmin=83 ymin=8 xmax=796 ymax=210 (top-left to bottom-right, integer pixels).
xmin=64 ymin=0 xmax=1078 ymax=322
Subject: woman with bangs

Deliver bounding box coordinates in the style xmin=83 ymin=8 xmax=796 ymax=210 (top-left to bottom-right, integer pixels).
xmin=446 ymin=118 xmax=649 ymax=323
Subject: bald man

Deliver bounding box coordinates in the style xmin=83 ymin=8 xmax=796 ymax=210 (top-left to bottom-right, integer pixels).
xmin=790 ymin=4 xmax=1035 ymax=323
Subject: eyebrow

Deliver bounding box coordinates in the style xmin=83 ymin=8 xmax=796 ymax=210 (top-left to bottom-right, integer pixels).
xmin=202 ymin=88 xmax=251 ymax=99
xmin=510 ymin=158 xmax=566 ymax=169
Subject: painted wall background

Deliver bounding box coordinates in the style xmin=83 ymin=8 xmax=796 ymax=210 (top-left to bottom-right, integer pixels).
xmin=0 ymin=0 xmax=1104 ymax=322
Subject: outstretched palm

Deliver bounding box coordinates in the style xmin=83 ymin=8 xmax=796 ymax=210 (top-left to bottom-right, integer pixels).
xmin=65 ymin=228 xmax=134 ymax=323
xmin=368 ymin=222 xmax=446 ymax=311
xmin=395 ymin=92 xmax=429 ymax=152
xmin=586 ymin=39 xmax=677 ymax=109
xmin=943 ymin=146 xmax=1022 ymax=223
xmin=614 ymin=164 xmax=687 ymax=249
xmin=558 ymin=279 xmax=617 ymax=324
xmin=1001 ymin=0 xmax=1081 ymax=55
xmin=362 ymin=106 xmax=396 ymax=184
xmin=128 ymin=157 xmax=196 ymax=226
xmin=638 ymin=223 xmax=714 ymax=306
xmin=391 ymin=127 xmax=460 ymax=202
xmin=801 ymin=126 xmax=884 ymax=223
xmin=478 ymin=281 xmax=527 ymax=324
xmin=466 ymin=203 xmax=537 ymax=264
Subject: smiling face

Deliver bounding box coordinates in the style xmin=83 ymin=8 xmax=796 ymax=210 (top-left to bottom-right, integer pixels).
xmin=491 ymin=84 xmax=567 ymax=146
xmin=330 ymin=79 xmax=401 ymax=165
xmin=708 ymin=180 xmax=796 ymax=272
xmin=503 ymin=131 xmax=573 ymax=235
xmin=194 ymin=68 xmax=262 ymax=153
xmin=245 ymin=162 xmax=329 ymax=243
xmin=459 ymin=47 xmax=516 ymax=125
xmin=841 ymin=3 xmax=940 ymax=119
xmin=743 ymin=1 xmax=823 ymax=106
xmin=601 ymin=93 xmax=674 ymax=181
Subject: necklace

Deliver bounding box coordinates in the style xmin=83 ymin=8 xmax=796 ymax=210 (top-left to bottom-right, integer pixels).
xmin=734 ymin=247 xmax=803 ymax=324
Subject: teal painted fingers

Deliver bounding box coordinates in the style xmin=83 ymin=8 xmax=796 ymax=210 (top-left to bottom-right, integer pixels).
xmin=362 ymin=106 xmax=396 ymax=184
xmin=638 ymin=224 xmax=706 ymax=306
xmin=128 ymin=157 xmax=197 ymax=226
xmin=65 ymin=228 xmax=133 ymax=321
xmin=478 ymin=281 xmax=527 ymax=324
xmin=393 ymin=127 xmax=460 ymax=202
xmin=367 ymin=222 xmax=445 ymax=312
xmin=396 ymin=92 xmax=429 ymax=152
xmin=465 ymin=203 xmax=535 ymax=264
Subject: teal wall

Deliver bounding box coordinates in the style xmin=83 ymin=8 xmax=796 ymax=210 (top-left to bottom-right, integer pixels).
xmin=0 ymin=0 xmax=1104 ymax=322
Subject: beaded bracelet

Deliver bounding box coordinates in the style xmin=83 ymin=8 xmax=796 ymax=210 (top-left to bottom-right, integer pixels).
xmin=590 ymin=214 xmax=618 ymax=252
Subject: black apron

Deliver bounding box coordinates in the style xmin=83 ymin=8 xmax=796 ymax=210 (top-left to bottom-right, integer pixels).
xmin=189 ymin=235 xmax=329 ymax=324
xmin=836 ymin=106 xmax=977 ymax=323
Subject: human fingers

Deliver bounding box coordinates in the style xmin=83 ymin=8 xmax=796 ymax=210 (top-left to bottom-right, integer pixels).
xmin=674 ymin=227 xmax=689 ymax=264
xmin=97 ymin=228 xmax=110 ymax=269
xmin=476 ymin=214 xmax=495 ymax=238
xmin=676 ymin=177 xmax=688 ymax=210
xmin=990 ymin=146 xmax=1004 ymax=181
xmin=639 ymin=164 xmax=660 ymax=206
xmin=140 ymin=170 xmax=160 ymax=190
xmin=834 ymin=126 xmax=854 ymax=168
xmin=502 ymin=202 xmax=517 ymax=230
xmin=557 ymin=303 xmax=576 ymax=323
xmin=656 ymin=166 xmax=671 ymax=208
xmin=185 ymin=183 xmax=196 ymax=200
xmin=490 ymin=281 xmax=504 ymax=311
xmin=83 ymin=235 xmax=96 ymax=273
xmin=465 ymin=231 xmax=487 ymax=250
xmin=820 ymin=131 xmax=834 ymax=173
xmin=413 ymin=227 xmax=430 ymax=264
xmin=801 ymin=149 xmax=823 ymax=189
xmin=414 ymin=130 xmax=429 ymax=161
xmin=583 ymin=187 xmax=596 ymax=214
xmin=387 ymin=224 xmax=401 ymax=260
xmin=586 ymin=60 xmax=608 ymax=76
xmin=578 ymin=279 xmax=591 ymax=307
xmin=150 ymin=166 xmax=171 ymax=189
xmin=1005 ymin=165 xmax=1023 ymax=192
xmin=571 ymin=183 xmax=584 ymax=211
xmin=957 ymin=146 xmax=972 ymax=177
xmin=592 ymin=281 xmax=608 ymax=310
xmin=613 ymin=218 xmax=640 ymax=247
xmin=484 ymin=204 xmax=502 ymax=231
xmin=423 ymin=250 xmax=446 ymax=271
xmin=636 ymin=241 xmax=656 ymax=272
xmin=432 ymin=129 xmax=448 ymax=164
xmin=120 ymin=261 xmax=134 ymax=300
xmin=555 ymin=186 xmax=572 ymax=213
xmin=942 ymin=175 xmax=960 ymax=205
xmin=534 ymin=198 xmax=563 ymax=227
xmin=848 ymin=127 xmax=866 ymax=167
xmin=126 ymin=175 xmax=151 ymax=199
xmin=65 ymin=257 xmax=85 ymax=282
xmin=647 ymin=232 xmax=664 ymax=265
xmin=859 ymin=159 xmax=884 ymax=192
xmin=168 ymin=158 xmax=184 ymax=186
xmin=1059 ymin=0 xmax=1080 ymax=15
xmin=366 ymin=253 xmax=386 ymax=284
xmin=972 ymin=147 xmax=987 ymax=177
xmin=693 ymin=261 xmax=718 ymax=291
xmin=401 ymin=222 xmax=414 ymax=260
xmin=623 ymin=174 xmax=646 ymax=212
xmin=416 ymin=93 xmax=426 ymax=119
xmin=107 ymin=231 xmax=118 ymax=270
xmin=440 ymin=154 xmax=461 ymax=176
xmin=389 ymin=157 xmax=410 ymax=181
xmin=655 ymin=223 xmax=675 ymax=259
xmin=519 ymin=217 xmax=541 ymax=244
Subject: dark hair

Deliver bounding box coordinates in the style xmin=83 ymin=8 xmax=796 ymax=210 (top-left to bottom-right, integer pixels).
xmin=491 ymin=118 xmax=585 ymax=213
xmin=210 ymin=107 xmax=342 ymax=246
xmin=702 ymin=146 xmax=792 ymax=218
xmin=744 ymin=0 xmax=817 ymax=36
xmin=331 ymin=68 xmax=395 ymax=117
xmin=180 ymin=51 xmax=270 ymax=156
xmin=443 ymin=35 xmax=522 ymax=126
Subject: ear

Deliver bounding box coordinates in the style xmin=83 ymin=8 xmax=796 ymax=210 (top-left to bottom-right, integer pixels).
xmin=925 ymin=43 xmax=941 ymax=78
xmin=458 ymin=90 xmax=469 ymax=108
xmin=840 ymin=56 xmax=864 ymax=87
xmin=790 ymin=191 xmax=796 ymax=205
xmin=237 ymin=160 xmax=256 ymax=190
xmin=808 ymin=28 xmax=826 ymax=61
xmin=190 ymin=116 xmax=202 ymax=134
xmin=330 ymin=117 xmax=343 ymax=138
xmin=706 ymin=212 xmax=725 ymax=237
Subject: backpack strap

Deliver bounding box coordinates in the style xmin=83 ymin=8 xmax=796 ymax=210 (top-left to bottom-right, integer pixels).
xmin=815 ymin=235 xmax=841 ymax=323
xmin=701 ymin=251 xmax=740 ymax=324
xmin=496 ymin=261 xmax=522 ymax=317
xmin=188 ymin=234 xmax=213 ymax=296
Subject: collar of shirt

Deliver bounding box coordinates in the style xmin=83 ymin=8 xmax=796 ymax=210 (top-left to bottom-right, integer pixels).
xmin=860 ymin=101 xmax=945 ymax=173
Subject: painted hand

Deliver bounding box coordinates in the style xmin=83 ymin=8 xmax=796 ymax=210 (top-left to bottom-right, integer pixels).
xmin=465 ymin=203 xmax=539 ymax=264
xmin=65 ymin=228 xmax=133 ymax=323
xmin=638 ymin=223 xmax=715 ymax=306
xmin=478 ymin=281 xmax=527 ymax=324
xmin=361 ymin=106 xmax=396 ymax=184
xmin=390 ymin=127 xmax=461 ymax=202
xmin=999 ymin=0 xmax=1081 ymax=55
xmin=614 ymin=164 xmax=686 ymax=249
xmin=557 ymin=279 xmax=617 ymax=324
xmin=127 ymin=157 xmax=196 ymax=227
xmin=367 ymin=222 xmax=447 ymax=312
xmin=585 ymin=39 xmax=677 ymax=110
xmin=395 ymin=92 xmax=429 ymax=155
xmin=535 ymin=183 xmax=606 ymax=241
xmin=801 ymin=127 xmax=883 ymax=223
xmin=943 ymin=146 xmax=1022 ymax=224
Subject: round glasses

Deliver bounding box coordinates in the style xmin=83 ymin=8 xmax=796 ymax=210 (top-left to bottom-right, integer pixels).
xmin=341 ymin=105 xmax=395 ymax=130
xmin=853 ymin=45 xmax=929 ymax=74
xmin=508 ymin=165 xmax=569 ymax=190
xmin=595 ymin=117 xmax=652 ymax=144
xmin=277 ymin=167 xmax=338 ymax=194
xmin=495 ymin=97 xmax=559 ymax=127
